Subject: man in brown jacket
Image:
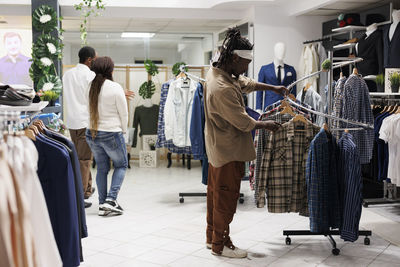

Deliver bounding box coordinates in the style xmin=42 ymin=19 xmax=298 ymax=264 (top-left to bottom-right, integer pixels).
xmin=204 ymin=27 xmax=288 ymax=258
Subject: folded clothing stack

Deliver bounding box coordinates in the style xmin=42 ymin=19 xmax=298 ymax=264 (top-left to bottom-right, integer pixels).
xmin=0 ymin=85 xmax=35 ymax=106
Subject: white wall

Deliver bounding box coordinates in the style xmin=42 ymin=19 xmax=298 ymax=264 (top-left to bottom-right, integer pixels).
xmin=179 ymin=42 xmax=205 ymax=65
xmin=253 ymin=6 xmax=330 ymax=79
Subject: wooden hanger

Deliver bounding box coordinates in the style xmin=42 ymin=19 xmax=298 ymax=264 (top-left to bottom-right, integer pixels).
xmin=352 ymin=67 xmax=359 ymax=75
xmin=24 ymin=128 xmax=36 ymax=141
xmin=288 ymin=94 xmax=296 ymax=101
xmin=33 ymin=120 xmax=45 ymax=133
xmin=323 ymin=123 xmax=330 ymax=132
xmin=293 ymin=114 xmax=309 ymax=124
xmin=176 ymin=72 xmax=187 ymax=79
xmin=344 ymin=129 xmax=349 ymax=133
xmin=29 ymin=124 xmax=40 ymax=135
xmin=303 ymin=83 xmax=312 ymax=92
xmin=279 ymin=100 xmax=296 ymax=116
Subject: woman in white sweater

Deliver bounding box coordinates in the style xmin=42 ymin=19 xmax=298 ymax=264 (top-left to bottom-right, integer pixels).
xmin=85 ymin=56 xmax=128 ymax=216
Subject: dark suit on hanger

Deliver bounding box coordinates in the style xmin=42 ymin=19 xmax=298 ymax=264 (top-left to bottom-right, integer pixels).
xmin=383 ymin=23 xmax=400 ymax=68
xmin=356 ymin=30 xmax=384 ymax=92
xmin=256 ymin=63 xmax=296 ymax=110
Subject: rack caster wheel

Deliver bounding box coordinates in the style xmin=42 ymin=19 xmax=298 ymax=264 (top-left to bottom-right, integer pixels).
xmin=179 ymin=198 xmax=184 ymax=203
xmin=239 ymin=198 xmax=244 ymax=204
xmin=285 ymin=237 xmax=291 ymax=245
xmin=364 ymin=237 xmax=370 ymax=245
xmin=332 ymin=248 xmax=340 ymax=255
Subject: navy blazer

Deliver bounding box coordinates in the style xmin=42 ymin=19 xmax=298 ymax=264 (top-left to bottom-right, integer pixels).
xmin=34 ymin=135 xmax=81 ymax=267
xmin=256 ymin=63 xmax=297 ymax=110
xmin=383 ymin=23 xmax=400 ymax=68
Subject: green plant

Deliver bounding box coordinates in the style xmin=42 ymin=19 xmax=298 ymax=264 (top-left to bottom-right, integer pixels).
xmin=172 ymin=62 xmax=187 ymax=76
xmin=139 ymin=80 xmax=156 ymax=99
xmin=39 ymin=90 xmax=60 ymax=101
xmin=375 ymin=74 xmax=384 ymax=86
xmin=321 ymin=59 xmax=331 ymax=71
xmin=390 ymin=72 xmax=400 ymax=86
xmin=30 ymin=4 xmax=63 ymax=100
xmin=144 ymin=59 xmax=159 ymax=76
xmin=74 ymin=0 xmax=105 ymax=45
xmin=139 ymin=60 xmax=158 ymax=99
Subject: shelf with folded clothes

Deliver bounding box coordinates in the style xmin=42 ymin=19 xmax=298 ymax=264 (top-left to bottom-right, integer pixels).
xmin=332 ymin=25 xmax=367 ymax=33
xmin=0 ymin=101 xmax=49 ymax=112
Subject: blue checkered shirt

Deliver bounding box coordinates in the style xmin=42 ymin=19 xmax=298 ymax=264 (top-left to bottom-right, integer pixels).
xmin=307 ymin=129 xmax=341 ymax=233
xmin=342 ymin=75 xmax=374 ymax=164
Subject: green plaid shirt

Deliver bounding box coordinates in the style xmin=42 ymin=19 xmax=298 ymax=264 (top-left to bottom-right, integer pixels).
xmin=257 ymin=119 xmax=320 ymax=214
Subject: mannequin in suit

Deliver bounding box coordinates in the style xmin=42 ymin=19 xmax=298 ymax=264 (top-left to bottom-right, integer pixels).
xmin=256 ymin=42 xmax=296 ymax=111
xmin=356 ymin=23 xmax=383 ymax=92
xmin=383 ymin=9 xmax=400 ymax=68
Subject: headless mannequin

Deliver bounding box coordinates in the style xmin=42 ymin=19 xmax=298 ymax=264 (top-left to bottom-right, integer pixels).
xmin=356 ymin=23 xmax=378 ymax=53
xmin=256 ymin=42 xmax=286 ymax=113
xmin=389 ymin=9 xmax=400 ymax=41
xmin=273 ymin=42 xmax=286 ymax=83
xmin=143 ymin=98 xmax=153 ymax=107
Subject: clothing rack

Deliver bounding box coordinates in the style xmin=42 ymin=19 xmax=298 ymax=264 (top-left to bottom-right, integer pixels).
xmin=363 ymin=93 xmax=400 ymax=207
xmin=177 ymin=66 xmax=244 ymax=204
xmin=283 ymin=51 xmax=372 ymax=255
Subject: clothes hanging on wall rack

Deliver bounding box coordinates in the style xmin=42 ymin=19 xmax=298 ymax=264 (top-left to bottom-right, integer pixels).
xmin=156 ymin=80 xmax=192 ymax=154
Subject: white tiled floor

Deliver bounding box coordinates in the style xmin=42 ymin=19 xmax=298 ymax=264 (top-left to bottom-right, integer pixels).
xmin=80 ymin=161 xmax=400 ymax=267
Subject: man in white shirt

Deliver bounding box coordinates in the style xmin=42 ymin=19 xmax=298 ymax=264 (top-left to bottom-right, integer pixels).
xmin=63 ymin=46 xmax=97 ymax=207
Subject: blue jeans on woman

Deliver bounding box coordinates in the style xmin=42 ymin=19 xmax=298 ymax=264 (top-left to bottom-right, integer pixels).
xmin=86 ymin=130 xmax=127 ymax=204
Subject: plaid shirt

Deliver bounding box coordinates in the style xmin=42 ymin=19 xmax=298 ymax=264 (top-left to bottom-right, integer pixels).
xmin=156 ymin=81 xmax=192 ymax=154
xmin=307 ymin=129 xmax=341 ymax=233
xmin=342 ymin=75 xmax=374 ymax=164
xmin=257 ymin=119 xmax=320 ymax=214
xmin=253 ymin=109 xmax=292 ymax=202
xmin=332 ymin=76 xmax=347 ymax=140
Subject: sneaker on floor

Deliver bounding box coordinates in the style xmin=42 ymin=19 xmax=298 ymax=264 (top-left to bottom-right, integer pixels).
xmin=103 ymin=199 xmax=123 ymax=214
xmin=206 ymin=243 xmax=212 ymax=249
xmin=84 ymin=201 xmax=92 ymax=208
xmin=98 ymin=205 xmax=111 ymax=216
xmin=211 ymin=245 xmax=247 ymax=258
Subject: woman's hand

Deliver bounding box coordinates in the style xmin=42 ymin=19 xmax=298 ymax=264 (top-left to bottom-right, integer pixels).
xmin=272 ymin=85 xmax=289 ymax=97
xmin=125 ymin=90 xmax=135 ymax=100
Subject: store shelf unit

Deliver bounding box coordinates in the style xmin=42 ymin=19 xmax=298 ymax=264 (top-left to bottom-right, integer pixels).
xmin=332 ymin=25 xmax=367 ymax=33
xmin=0 ymin=101 xmax=49 ymax=112
xmin=333 ymin=43 xmax=356 ymax=51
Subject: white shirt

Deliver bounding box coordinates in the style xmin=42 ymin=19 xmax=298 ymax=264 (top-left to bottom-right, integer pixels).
xmin=62 ymin=64 xmax=95 ymax=129
xmin=379 ymin=114 xmax=400 ymax=185
xmin=88 ymin=79 xmax=128 ymax=133
xmin=164 ymin=77 xmax=197 ymax=147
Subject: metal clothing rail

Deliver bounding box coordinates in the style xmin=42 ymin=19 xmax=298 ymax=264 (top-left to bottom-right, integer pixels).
xmin=283 ymin=51 xmax=372 ymax=255
xmin=287 ymin=98 xmax=374 ymax=129
xmin=287 ymin=58 xmax=363 ymax=91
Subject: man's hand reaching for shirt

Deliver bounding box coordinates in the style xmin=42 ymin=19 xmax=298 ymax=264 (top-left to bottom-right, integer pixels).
xmin=254 ymin=120 xmax=282 ymax=131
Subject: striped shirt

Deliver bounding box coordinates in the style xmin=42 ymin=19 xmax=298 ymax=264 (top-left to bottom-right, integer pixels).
xmin=338 ymin=132 xmax=362 ymax=242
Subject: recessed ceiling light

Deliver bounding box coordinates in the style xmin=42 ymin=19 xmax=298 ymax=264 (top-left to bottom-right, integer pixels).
xmin=121 ymin=32 xmax=155 ymax=38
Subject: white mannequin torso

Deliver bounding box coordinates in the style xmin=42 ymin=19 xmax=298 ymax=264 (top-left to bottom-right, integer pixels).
xmin=143 ymin=98 xmax=153 ymax=107
xmin=389 ymin=10 xmax=400 ymax=41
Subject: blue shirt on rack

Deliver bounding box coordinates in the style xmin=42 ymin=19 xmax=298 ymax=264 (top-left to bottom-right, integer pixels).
xmin=338 ymin=132 xmax=362 ymax=242
xmin=306 ymin=128 xmax=341 ymax=233
xmin=34 ymin=134 xmax=81 ymax=267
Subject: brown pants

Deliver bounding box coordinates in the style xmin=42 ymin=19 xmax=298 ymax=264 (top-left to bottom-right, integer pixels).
xmin=207 ymin=161 xmax=244 ymax=254
xmin=70 ymin=128 xmax=93 ymax=198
